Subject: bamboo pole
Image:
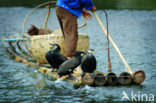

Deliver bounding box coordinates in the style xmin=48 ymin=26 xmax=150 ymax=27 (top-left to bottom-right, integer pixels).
xmin=93 ymin=12 xmax=133 ymax=74
xmin=44 ymin=4 xmax=51 ymax=30
xmin=102 ymin=10 xmax=112 ymax=73
xmin=5 ymin=38 xmax=29 ymax=42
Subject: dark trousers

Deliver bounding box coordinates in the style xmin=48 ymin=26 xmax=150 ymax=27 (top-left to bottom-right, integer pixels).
xmin=56 ymin=6 xmax=78 ymax=57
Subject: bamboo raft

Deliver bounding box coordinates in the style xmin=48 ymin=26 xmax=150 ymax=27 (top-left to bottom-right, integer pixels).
xmin=1 ymin=1 xmax=146 ymax=88
xmin=2 ymin=37 xmax=107 ymax=88
xmin=1 ymin=36 xmax=146 ymax=87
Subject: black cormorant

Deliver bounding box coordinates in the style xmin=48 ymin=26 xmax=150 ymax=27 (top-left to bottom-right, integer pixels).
xmin=45 ymin=44 xmax=67 ymax=71
xmin=58 ymin=51 xmax=85 ymax=77
xmin=81 ymin=49 xmax=97 ymax=77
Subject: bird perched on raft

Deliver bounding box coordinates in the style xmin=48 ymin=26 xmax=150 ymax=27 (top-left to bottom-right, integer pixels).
xmin=27 ymin=25 xmax=52 ymax=36
xmin=58 ymin=51 xmax=85 ymax=77
xmin=46 ymin=44 xmax=68 ymax=72
xmin=81 ymin=49 xmax=97 ymax=78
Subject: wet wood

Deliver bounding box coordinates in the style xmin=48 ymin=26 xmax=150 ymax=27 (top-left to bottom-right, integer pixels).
xmin=2 ymin=38 xmax=37 ymax=67
xmin=132 ymin=70 xmax=146 ymax=84
xmin=15 ymin=56 xmax=23 ymax=62
xmin=17 ymin=41 xmax=32 ymax=57
xmin=107 ymin=72 xmax=118 ymax=86
xmin=81 ymin=73 xmax=94 ymax=86
xmin=119 ymin=72 xmax=132 ymax=85
xmin=38 ymin=66 xmax=110 ymax=87
xmin=94 ymin=73 xmax=107 ymax=86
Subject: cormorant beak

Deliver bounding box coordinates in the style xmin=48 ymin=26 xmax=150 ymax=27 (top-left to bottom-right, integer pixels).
xmin=49 ymin=43 xmax=55 ymax=47
xmin=87 ymin=49 xmax=94 ymax=53
xmin=49 ymin=43 xmax=57 ymax=51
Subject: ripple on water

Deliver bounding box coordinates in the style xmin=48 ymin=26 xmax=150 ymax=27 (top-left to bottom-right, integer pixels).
xmin=0 ymin=7 xmax=156 ymax=102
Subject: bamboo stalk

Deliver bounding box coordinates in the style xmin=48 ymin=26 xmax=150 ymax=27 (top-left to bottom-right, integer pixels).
xmin=44 ymin=4 xmax=51 ymax=30
xmin=17 ymin=41 xmax=32 ymax=57
xmin=93 ymin=12 xmax=133 ymax=74
xmin=5 ymin=38 xmax=29 ymax=42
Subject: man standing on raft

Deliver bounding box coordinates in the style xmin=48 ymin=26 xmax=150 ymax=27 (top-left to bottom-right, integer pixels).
xmin=56 ymin=0 xmax=96 ymax=59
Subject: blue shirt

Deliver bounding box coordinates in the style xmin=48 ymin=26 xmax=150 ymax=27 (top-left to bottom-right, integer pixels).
xmin=56 ymin=0 xmax=94 ymax=18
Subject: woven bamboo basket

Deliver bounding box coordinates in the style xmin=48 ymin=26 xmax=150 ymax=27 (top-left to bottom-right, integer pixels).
xmin=29 ymin=29 xmax=89 ymax=64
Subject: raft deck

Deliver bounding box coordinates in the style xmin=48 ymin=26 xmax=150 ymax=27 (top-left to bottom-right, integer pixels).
xmin=2 ymin=37 xmax=145 ymax=87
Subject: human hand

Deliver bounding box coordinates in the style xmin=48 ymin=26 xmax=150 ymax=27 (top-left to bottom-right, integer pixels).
xmin=90 ymin=6 xmax=96 ymax=13
xmin=82 ymin=9 xmax=93 ymax=20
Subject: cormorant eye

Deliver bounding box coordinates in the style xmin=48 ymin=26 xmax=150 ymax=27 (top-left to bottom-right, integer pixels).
xmin=50 ymin=47 xmax=54 ymax=51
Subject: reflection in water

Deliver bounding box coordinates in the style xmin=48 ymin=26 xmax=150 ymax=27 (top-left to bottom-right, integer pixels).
xmin=0 ymin=8 xmax=156 ymax=102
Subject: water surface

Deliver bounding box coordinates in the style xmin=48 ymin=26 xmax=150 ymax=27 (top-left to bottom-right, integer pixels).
xmin=0 ymin=7 xmax=156 ymax=102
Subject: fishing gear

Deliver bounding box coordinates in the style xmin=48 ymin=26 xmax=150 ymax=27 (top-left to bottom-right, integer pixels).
xmin=102 ymin=10 xmax=118 ymax=85
xmin=93 ymin=11 xmax=146 ymax=84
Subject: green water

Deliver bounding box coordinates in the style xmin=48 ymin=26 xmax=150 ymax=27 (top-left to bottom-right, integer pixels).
xmin=0 ymin=0 xmax=156 ymax=10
